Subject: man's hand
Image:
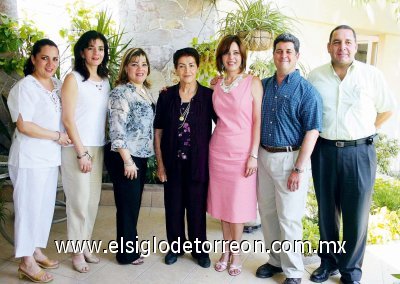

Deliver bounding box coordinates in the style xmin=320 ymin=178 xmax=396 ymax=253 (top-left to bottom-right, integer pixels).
xmin=287 ymin=171 xmax=301 ymax=191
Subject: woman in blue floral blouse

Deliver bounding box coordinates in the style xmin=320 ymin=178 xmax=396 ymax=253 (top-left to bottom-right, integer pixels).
xmin=104 ymin=48 xmax=156 ymax=265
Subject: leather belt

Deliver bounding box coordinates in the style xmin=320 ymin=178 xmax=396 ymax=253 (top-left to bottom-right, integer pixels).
xmin=319 ymin=135 xmax=377 ymax=148
xmin=261 ymin=145 xmax=300 ymax=153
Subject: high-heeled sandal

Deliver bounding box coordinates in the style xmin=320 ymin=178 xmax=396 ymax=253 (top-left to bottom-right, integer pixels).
xmin=214 ymin=252 xmax=230 ymax=272
xmin=228 ymin=253 xmax=242 ymax=276
xmin=18 ymin=267 xmax=53 ymax=283
xmin=72 ymin=254 xmax=89 ymax=273
xmin=35 ymin=258 xmax=59 ymax=269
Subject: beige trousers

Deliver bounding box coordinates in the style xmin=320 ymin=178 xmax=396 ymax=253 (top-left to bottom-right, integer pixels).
xmin=257 ymin=147 xmax=310 ymax=278
xmin=61 ymin=146 xmax=104 ymax=251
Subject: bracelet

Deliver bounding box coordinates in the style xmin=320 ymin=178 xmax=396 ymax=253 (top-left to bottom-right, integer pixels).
xmin=77 ymin=151 xmax=92 ymax=160
xmin=54 ymin=131 xmax=61 ymax=141
xmin=249 ymin=153 xmax=258 ymax=159
xmin=292 ymin=166 xmax=304 ymax=173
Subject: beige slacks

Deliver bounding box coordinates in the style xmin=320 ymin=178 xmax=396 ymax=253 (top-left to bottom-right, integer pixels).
xmin=257 ymin=147 xmax=310 ymax=278
xmin=61 ymin=146 xmax=103 ymax=251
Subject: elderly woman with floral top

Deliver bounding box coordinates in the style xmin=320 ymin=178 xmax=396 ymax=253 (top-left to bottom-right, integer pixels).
xmin=104 ymin=48 xmax=156 ymax=265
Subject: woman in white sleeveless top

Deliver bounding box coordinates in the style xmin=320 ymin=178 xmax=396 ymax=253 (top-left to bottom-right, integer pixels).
xmin=61 ymin=31 xmax=110 ymax=273
xmin=8 ymin=39 xmax=70 ymax=283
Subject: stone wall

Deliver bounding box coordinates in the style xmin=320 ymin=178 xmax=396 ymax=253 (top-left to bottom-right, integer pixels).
xmin=115 ymin=0 xmax=218 ymax=91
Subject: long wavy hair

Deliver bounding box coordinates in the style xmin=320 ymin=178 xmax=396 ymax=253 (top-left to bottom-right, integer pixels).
xmin=73 ymin=30 xmax=109 ymax=81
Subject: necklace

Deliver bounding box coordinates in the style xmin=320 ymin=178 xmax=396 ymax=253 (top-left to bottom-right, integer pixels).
xmin=90 ymin=79 xmax=103 ymax=91
xmin=179 ymin=102 xmax=191 ymax=122
xmin=220 ymin=74 xmax=244 ymax=93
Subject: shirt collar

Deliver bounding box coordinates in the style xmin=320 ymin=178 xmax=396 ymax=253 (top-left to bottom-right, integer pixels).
xmin=274 ymin=69 xmax=301 ymax=85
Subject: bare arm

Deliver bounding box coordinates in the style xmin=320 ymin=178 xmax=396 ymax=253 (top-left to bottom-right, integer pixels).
xmin=16 ymin=115 xmax=70 ymax=145
xmin=375 ymin=111 xmax=392 ymax=130
xmin=245 ymin=76 xmax=263 ymax=177
xmin=154 ymin=128 xmax=167 ymax=182
xmin=287 ymin=129 xmax=320 ymax=191
xmin=61 ymin=73 xmax=91 ymax=172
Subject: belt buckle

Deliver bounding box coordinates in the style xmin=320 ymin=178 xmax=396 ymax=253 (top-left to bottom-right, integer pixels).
xmin=335 ymin=141 xmax=345 ymax=147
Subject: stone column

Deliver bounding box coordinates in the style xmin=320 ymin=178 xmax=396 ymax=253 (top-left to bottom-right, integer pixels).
xmin=0 ymin=0 xmax=18 ymax=19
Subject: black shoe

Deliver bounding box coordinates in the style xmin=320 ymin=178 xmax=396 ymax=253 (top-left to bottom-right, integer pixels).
xmin=310 ymin=265 xmax=339 ymax=283
xmin=243 ymin=224 xmax=261 ymax=233
xmin=197 ymin=256 xmax=211 ymax=268
xmin=283 ymin=278 xmax=302 ymax=284
xmin=256 ymin=262 xmax=283 ymax=278
xmin=165 ymin=251 xmax=179 ymax=265
xmin=340 ymin=277 xmax=360 ymax=284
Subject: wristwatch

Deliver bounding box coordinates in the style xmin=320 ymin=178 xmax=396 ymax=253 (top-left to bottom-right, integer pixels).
xmin=292 ymin=166 xmax=304 ymax=173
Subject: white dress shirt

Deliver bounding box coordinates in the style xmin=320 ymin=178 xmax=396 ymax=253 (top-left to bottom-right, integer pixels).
xmin=308 ymin=60 xmax=396 ymax=140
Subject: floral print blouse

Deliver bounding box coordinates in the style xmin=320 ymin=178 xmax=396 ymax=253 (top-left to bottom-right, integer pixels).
xmin=108 ymin=83 xmax=155 ymax=158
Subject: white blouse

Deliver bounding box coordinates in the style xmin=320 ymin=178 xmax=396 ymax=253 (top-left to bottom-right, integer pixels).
xmin=8 ymin=75 xmax=62 ymax=168
xmin=65 ymin=71 xmax=110 ymax=147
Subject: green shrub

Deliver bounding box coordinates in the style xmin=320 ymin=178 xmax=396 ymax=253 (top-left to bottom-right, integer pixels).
xmin=372 ymin=178 xmax=400 ymax=211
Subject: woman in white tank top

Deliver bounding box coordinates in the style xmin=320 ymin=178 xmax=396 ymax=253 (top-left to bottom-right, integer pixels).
xmin=61 ymin=30 xmax=110 ymax=273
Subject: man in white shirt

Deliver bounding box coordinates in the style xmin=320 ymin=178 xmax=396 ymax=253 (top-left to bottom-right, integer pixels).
xmin=308 ymin=25 xmax=396 ymax=284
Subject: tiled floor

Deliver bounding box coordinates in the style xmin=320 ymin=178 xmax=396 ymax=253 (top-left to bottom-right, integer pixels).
xmin=0 ymin=205 xmax=399 ymax=283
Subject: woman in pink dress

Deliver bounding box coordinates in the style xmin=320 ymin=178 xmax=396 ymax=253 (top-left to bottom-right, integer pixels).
xmin=207 ymin=35 xmax=263 ymax=276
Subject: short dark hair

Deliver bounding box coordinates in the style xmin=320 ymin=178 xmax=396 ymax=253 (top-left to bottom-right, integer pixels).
xmin=23 ymin=39 xmax=58 ymax=76
xmin=273 ymin=33 xmax=300 ymax=53
xmin=115 ymin=47 xmax=151 ymax=88
xmin=329 ymin=25 xmax=357 ymax=43
xmin=173 ymin=47 xmax=200 ymax=69
xmin=73 ymin=30 xmax=109 ymax=81
xmin=215 ymin=35 xmax=247 ymax=73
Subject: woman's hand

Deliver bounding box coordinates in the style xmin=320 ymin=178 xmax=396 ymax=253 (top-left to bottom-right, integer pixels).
xmin=157 ymin=164 xmax=167 ymax=182
xmin=56 ymin=132 xmax=71 ymax=146
xmin=245 ymin=156 xmax=258 ymax=177
xmin=78 ymin=154 xmax=92 ymax=173
xmin=124 ymin=162 xmax=138 ymax=180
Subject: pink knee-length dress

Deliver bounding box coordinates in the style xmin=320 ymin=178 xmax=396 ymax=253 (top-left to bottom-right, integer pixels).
xmin=207 ymin=75 xmax=257 ymax=223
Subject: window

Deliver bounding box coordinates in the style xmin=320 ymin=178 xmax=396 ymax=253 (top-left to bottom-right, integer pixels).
xmin=355 ymin=35 xmax=379 ymax=66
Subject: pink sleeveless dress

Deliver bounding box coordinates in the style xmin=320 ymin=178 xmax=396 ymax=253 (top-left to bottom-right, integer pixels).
xmin=207 ymin=75 xmax=257 ymax=223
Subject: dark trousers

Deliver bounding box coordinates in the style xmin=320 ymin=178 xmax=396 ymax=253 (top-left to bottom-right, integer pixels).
xmin=311 ymin=139 xmax=376 ymax=282
xmin=164 ymin=159 xmax=209 ymax=258
xmin=104 ymin=144 xmax=148 ymax=264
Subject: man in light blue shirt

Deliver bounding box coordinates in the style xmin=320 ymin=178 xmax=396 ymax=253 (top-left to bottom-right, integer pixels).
xmin=256 ymin=33 xmax=322 ymax=284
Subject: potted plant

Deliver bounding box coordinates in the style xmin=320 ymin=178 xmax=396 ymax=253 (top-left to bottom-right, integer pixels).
xmin=191 ymin=37 xmax=218 ymax=87
xmin=218 ymin=0 xmax=293 ymax=51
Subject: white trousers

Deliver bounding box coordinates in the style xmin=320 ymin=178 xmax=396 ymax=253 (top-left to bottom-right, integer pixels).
xmin=257 ymin=147 xmax=310 ymax=278
xmin=9 ymin=165 xmax=58 ymax=258
xmin=61 ymin=146 xmax=103 ymax=251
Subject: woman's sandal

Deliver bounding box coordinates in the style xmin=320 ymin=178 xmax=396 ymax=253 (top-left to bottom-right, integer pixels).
xmin=72 ymin=261 xmax=89 ymax=273
xmin=214 ymin=252 xmax=230 ymax=272
xmin=35 ymin=258 xmax=59 ymax=269
xmin=18 ymin=267 xmax=53 ymax=283
xmin=84 ymin=253 xmax=100 ymax=264
xmin=131 ymin=256 xmax=144 ymax=265
xmin=228 ymin=253 xmax=242 ymax=276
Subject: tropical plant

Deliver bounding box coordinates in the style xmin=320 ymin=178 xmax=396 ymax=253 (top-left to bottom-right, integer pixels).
xmin=351 ymin=0 xmax=400 ymax=21
xmin=0 ymin=13 xmax=45 ymax=77
xmin=59 ymin=1 xmax=132 ymax=85
xmin=249 ymin=57 xmax=275 ymax=79
xmin=191 ymin=37 xmax=218 ymax=87
xmin=218 ymin=0 xmax=293 ymax=50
